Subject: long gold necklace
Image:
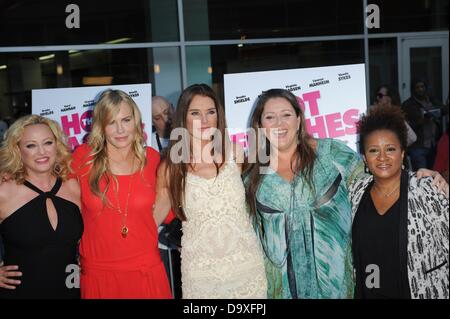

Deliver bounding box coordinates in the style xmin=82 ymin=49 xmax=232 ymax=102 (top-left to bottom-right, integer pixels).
xmin=113 ymin=156 xmax=135 ymax=238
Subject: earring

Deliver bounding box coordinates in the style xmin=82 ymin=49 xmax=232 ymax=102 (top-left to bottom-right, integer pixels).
xmin=53 ymin=162 xmax=61 ymax=175
xmin=402 ymin=164 xmax=405 ymax=170
xmin=18 ymin=161 xmax=24 ymax=172
xmin=364 ymin=164 xmax=372 ymax=175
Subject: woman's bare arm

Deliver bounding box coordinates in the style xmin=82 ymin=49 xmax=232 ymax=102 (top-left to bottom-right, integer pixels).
xmin=153 ymin=161 xmax=172 ymax=226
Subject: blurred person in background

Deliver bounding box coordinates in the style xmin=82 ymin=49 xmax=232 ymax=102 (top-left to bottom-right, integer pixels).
xmin=402 ymin=79 xmax=445 ymax=170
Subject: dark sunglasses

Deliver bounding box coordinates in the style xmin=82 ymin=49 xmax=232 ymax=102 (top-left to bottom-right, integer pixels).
xmin=377 ymin=93 xmax=389 ymax=99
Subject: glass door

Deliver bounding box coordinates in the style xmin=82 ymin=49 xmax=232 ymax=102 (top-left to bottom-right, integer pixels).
xmin=400 ymin=34 xmax=449 ymax=105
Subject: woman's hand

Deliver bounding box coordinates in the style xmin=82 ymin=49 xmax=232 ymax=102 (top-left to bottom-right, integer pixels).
xmin=0 ymin=262 xmax=22 ymax=289
xmin=417 ymin=168 xmax=449 ymax=198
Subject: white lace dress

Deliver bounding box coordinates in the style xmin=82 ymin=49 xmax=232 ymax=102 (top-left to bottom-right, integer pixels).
xmin=181 ymin=160 xmax=267 ymax=299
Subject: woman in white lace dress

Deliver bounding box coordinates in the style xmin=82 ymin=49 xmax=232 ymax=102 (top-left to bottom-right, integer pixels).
xmin=153 ymin=84 xmax=267 ymax=299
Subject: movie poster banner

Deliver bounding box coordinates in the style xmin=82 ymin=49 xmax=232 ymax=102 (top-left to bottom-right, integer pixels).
xmin=224 ymin=63 xmax=367 ymax=151
xmin=31 ymin=83 xmax=152 ymax=150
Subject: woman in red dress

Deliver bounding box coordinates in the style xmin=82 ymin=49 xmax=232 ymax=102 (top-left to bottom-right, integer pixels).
xmin=71 ymin=89 xmax=172 ymax=299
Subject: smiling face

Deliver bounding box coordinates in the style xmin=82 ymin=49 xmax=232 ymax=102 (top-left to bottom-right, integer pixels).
xmin=186 ymin=95 xmax=218 ymax=141
xmin=260 ymin=97 xmax=301 ymax=152
xmin=104 ymin=101 xmax=137 ymax=150
xmin=19 ymin=124 xmax=57 ymax=176
xmin=363 ymin=129 xmax=405 ymax=181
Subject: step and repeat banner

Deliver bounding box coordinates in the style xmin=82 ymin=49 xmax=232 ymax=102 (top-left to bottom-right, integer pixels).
xmin=224 ymin=63 xmax=367 ymax=151
xmin=31 ymin=83 xmax=153 ymax=150
xmin=30 ymin=64 xmax=367 ymax=152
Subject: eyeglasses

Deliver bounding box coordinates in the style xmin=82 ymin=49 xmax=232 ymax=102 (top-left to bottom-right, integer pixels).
xmin=377 ymin=93 xmax=389 ymax=99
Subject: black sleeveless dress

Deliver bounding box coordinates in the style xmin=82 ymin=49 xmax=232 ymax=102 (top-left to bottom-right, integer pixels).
xmin=0 ymin=178 xmax=83 ymax=299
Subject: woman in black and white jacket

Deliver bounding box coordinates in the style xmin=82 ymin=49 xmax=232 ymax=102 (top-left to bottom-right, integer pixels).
xmin=349 ymin=104 xmax=448 ymax=299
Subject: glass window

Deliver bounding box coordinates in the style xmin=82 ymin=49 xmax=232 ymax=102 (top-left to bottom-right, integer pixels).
xmin=184 ymin=0 xmax=363 ymax=41
xmin=410 ymin=47 xmax=443 ymax=103
xmin=0 ymin=0 xmax=179 ymax=46
xmin=369 ymin=0 xmax=449 ymax=33
xmin=186 ymin=40 xmax=364 ymax=102
xmin=0 ymin=47 xmax=182 ymax=118
xmin=186 ymin=46 xmax=213 ymax=87
xmin=368 ymin=38 xmax=398 ymax=105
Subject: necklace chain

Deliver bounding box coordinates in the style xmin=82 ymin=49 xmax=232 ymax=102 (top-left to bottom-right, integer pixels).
xmin=374 ymin=182 xmax=400 ymax=197
xmin=113 ymin=156 xmax=135 ymax=238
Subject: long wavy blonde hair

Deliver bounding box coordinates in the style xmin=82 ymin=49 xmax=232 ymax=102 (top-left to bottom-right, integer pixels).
xmin=87 ymin=89 xmax=147 ymax=202
xmin=0 ymin=115 xmax=72 ymax=183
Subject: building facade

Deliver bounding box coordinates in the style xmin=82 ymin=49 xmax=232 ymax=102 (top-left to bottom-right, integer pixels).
xmin=0 ymin=0 xmax=448 ymax=119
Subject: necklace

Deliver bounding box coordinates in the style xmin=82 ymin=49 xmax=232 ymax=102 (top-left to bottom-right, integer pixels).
xmin=113 ymin=156 xmax=135 ymax=238
xmin=373 ymin=182 xmax=400 ymax=197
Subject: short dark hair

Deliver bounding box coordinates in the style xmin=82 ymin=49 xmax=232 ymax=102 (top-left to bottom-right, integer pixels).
xmin=357 ymin=104 xmax=408 ymax=154
xmin=411 ymin=78 xmax=428 ymax=92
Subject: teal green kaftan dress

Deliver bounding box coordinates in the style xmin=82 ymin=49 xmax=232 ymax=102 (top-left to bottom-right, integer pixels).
xmin=251 ymin=138 xmax=364 ymax=298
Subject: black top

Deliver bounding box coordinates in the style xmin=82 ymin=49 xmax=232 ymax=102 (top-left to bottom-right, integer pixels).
xmin=0 ymin=178 xmax=83 ymax=299
xmin=353 ymin=183 xmax=407 ymax=299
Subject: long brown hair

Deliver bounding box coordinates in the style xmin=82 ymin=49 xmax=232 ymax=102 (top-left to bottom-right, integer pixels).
xmin=87 ymin=89 xmax=147 ymax=203
xmin=165 ymin=84 xmax=228 ymax=221
xmin=243 ymin=88 xmax=316 ymax=216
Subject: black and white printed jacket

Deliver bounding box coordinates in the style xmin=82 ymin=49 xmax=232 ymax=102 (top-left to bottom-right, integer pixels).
xmin=349 ymin=171 xmax=449 ymax=299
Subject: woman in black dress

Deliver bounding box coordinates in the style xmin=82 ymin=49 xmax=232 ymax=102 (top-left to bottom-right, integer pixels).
xmin=0 ymin=115 xmax=83 ymax=299
xmin=350 ymin=105 xmax=448 ymax=299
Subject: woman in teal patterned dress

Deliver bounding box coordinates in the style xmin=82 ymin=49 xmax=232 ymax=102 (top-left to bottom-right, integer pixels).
xmin=243 ymin=88 xmax=444 ymax=299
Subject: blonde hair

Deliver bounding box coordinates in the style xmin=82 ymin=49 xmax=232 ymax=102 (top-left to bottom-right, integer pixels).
xmin=0 ymin=115 xmax=72 ymax=183
xmin=87 ymin=89 xmax=147 ymax=202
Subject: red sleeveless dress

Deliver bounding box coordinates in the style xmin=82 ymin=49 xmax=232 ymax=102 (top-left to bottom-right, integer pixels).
xmin=71 ymin=144 xmax=172 ymax=299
